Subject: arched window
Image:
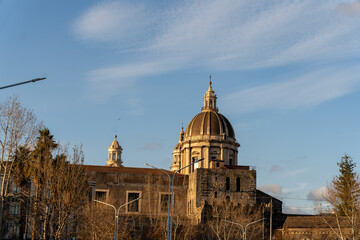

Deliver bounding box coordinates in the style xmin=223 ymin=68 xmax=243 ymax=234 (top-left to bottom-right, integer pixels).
xmin=229 ymin=159 xmax=233 ymax=166
xmin=226 ymin=177 xmax=230 ymax=191
xmin=236 ymin=177 xmax=240 ymax=192
xmin=112 ymin=153 xmax=115 ymax=160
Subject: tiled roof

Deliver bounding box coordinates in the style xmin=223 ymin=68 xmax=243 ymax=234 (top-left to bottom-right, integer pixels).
xmin=283 ymin=215 xmax=351 ymax=228
xmin=84 ymin=165 xmax=178 ymax=176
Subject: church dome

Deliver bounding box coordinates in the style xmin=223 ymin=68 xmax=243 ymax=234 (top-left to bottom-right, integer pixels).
xmin=185 ymin=111 xmax=235 ymax=138
xmin=171 ymin=79 xmax=240 ymax=174
xmin=184 ymin=80 xmax=235 ymax=139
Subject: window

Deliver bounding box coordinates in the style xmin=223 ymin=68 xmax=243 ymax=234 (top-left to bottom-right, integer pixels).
xmin=226 ymin=177 xmax=230 ymax=191
xmin=229 ymin=159 xmax=233 ymax=166
xmin=12 ymin=185 xmax=20 ymax=194
xmin=216 ymin=162 xmax=220 ymax=167
xmin=127 ymin=191 xmax=141 ymax=213
xmin=95 ymin=190 xmax=108 ymax=201
xmin=214 ymin=191 xmax=217 ymax=198
xmin=159 ymin=193 xmax=171 ymax=213
xmin=9 ymin=204 xmax=20 ymax=215
xmin=112 ymin=153 xmax=115 ymax=160
xmin=192 ymin=157 xmax=199 ymax=170
xmin=236 ymin=177 xmax=240 ymax=192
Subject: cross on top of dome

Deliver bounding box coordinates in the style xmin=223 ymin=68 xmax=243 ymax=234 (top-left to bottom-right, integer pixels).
xmin=203 ymin=76 xmax=218 ymax=112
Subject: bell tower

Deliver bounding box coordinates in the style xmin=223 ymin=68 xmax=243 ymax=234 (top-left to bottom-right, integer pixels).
xmin=106 ymin=135 xmax=123 ymax=167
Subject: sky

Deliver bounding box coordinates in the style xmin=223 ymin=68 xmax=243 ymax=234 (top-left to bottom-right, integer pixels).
xmin=1 ymin=0 xmax=360 ymax=214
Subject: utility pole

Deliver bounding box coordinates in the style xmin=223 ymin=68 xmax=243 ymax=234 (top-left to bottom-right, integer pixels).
xmin=0 ymin=77 xmax=46 ymax=90
xmin=263 ymin=204 xmax=265 ymax=240
xmin=270 ymin=198 xmax=273 ymax=240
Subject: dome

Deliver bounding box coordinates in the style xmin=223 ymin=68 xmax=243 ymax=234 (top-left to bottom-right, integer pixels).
xmin=171 ymin=79 xmax=240 ymax=174
xmin=185 ymin=111 xmax=235 ymax=138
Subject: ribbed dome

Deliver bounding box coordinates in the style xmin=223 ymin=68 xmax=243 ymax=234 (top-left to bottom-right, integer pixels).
xmin=185 ymin=110 xmax=235 ymax=138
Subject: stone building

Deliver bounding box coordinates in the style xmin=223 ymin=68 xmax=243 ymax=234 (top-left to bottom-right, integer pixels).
xmin=2 ymin=81 xmax=356 ymax=239
xmin=85 ymin=81 xmax=282 ymax=230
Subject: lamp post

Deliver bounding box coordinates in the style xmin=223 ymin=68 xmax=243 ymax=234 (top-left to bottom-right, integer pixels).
xmin=0 ymin=77 xmax=46 ymax=90
xmin=144 ymin=163 xmax=171 ymax=240
xmin=144 ymin=158 xmax=204 ymax=240
xmin=169 ymin=158 xmax=204 ymax=240
xmin=93 ymin=196 xmax=142 ymax=240
xmin=223 ymin=218 xmax=265 ymax=240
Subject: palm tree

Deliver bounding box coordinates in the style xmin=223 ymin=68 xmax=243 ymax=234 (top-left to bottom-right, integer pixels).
xmin=30 ymin=128 xmax=58 ymax=240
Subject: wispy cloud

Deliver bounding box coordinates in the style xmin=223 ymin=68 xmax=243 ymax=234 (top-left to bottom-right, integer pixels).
xmin=73 ymin=0 xmax=360 ymax=98
xmin=286 ymin=169 xmax=308 ymax=177
xmin=222 ymin=66 xmax=360 ymax=113
xmin=270 ymin=164 xmax=281 ymax=173
xmin=307 ymin=186 xmax=328 ymax=201
xmin=141 ymin=142 xmax=162 ymax=151
xmin=283 ymin=182 xmax=308 ymax=193
xmin=283 ymin=205 xmax=311 ymax=214
xmin=258 ymin=183 xmax=282 ymax=195
xmin=73 ymin=1 xmax=151 ymax=46
xmin=337 ymin=1 xmax=360 ymax=16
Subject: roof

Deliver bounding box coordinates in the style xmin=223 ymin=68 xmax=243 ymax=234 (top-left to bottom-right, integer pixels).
xmin=256 ymin=189 xmax=283 ymax=205
xmin=225 ymin=165 xmax=250 ymax=170
xmin=84 ymin=165 xmax=178 ymax=176
xmin=185 ymin=110 xmax=235 ymax=138
xmin=283 ymin=215 xmax=352 ymax=228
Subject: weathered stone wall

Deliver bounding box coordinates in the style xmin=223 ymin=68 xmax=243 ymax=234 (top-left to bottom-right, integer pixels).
xmin=186 ymin=167 xmax=257 ymax=223
xmin=86 ymin=167 xmax=189 ymax=218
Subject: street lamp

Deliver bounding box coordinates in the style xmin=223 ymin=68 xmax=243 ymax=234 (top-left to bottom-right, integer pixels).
xmin=0 ymin=77 xmax=46 ymax=90
xmin=93 ymin=196 xmax=142 ymax=240
xmin=223 ymin=218 xmax=265 ymax=240
xmin=144 ymin=158 xmax=204 ymax=240
xmin=169 ymin=158 xmax=204 ymax=240
xmin=144 ymin=163 xmax=171 ymax=240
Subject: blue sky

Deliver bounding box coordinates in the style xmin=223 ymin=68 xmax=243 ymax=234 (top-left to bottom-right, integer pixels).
xmin=1 ymin=0 xmax=360 ymax=214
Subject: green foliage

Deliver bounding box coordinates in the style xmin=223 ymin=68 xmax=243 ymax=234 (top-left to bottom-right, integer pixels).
xmin=332 ymin=154 xmax=360 ymax=216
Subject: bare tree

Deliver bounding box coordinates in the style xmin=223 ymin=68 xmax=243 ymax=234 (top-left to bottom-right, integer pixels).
xmin=205 ymin=202 xmax=263 ymax=240
xmin=78 ymin=202 xmax=115 ymax=240
xmin=50 ymin=145 xmax=88 ymax=240
xmin=0 ymin=96 xmax=39 ymax=239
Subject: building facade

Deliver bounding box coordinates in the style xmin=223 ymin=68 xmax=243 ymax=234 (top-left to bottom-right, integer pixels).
xmin=85 ymin=82 xmax=281 ymax=230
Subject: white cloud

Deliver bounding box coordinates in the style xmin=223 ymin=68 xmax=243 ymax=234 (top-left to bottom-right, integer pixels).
xmin=283 ymin=182 xmax=308 ymax=193
xmin=286 ymin=169 xmax=307 ymax=177
xmin=258 ymin=183 xmax=282 ymax=195
xmin=307 ymin=186 xmax=328 ymax=201
xmin=283 ymin=205 xmax=312 ymax=214
xmin=74 ymin=0 xmax=360 ymax=98
xmin=221 ymin=66 xmax=360 ymax=113
xmin=337 ymin=1 xmax=360 ymax=16
xmin=86 ymin=60 xmax=178 ymax=98
xmin=270 ymin=164 xmax=281 ymax=172
xmin=73 ymin=1 xmax=150 ymax=45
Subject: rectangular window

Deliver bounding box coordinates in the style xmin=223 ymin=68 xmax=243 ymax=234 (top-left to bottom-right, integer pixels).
xmin=12 ymin=185 xmax=20 ymax=194
xmin=127 ymin=191 xmax=141 ymax=213
xmin=9 ymin=204 xmax=20 ymax=215
xmin=95 ymin=190 xmax=108 ymax=201
xmin=159 ymin=193 xmax=171 ymax=213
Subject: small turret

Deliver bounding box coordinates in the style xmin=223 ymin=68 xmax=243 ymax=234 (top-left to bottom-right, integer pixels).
xmin=179 ymin=125 xmax=184 ymax=142
xmin=106 ymin=135 xmax=123 ymax=167
xmin=202 ymin=76 xmax=218 ymax=112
